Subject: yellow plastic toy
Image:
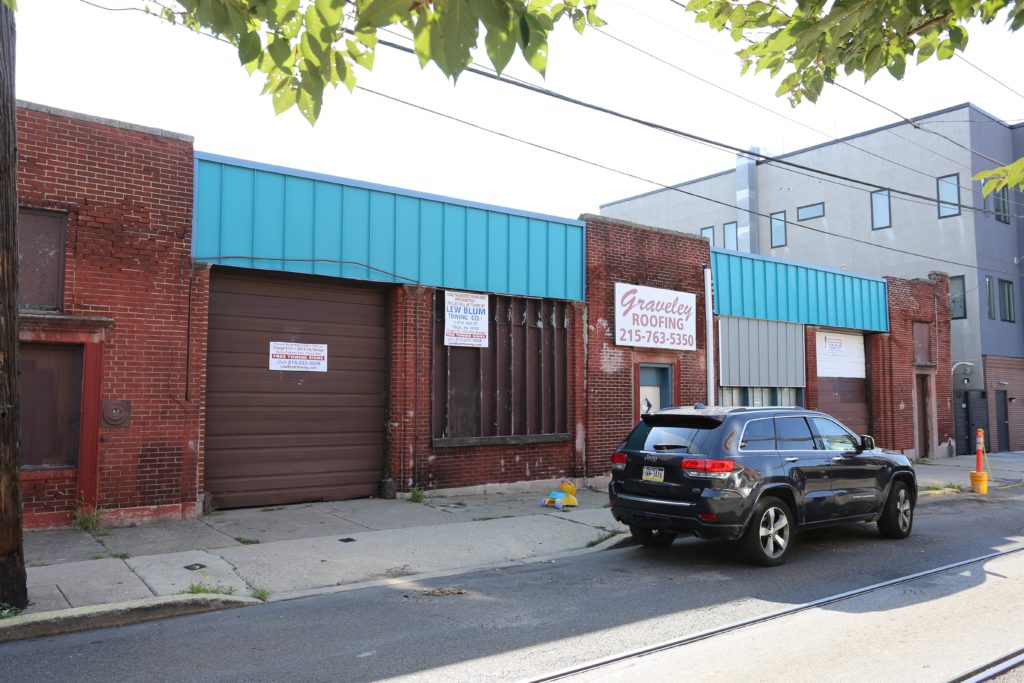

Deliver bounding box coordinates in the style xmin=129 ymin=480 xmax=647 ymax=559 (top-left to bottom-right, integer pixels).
xmin=542 ymin=479 xmax=579 ymax=509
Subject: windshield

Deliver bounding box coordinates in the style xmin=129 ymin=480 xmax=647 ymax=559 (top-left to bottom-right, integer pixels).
xmin=624 ymin=418 xmax=724 ymax=455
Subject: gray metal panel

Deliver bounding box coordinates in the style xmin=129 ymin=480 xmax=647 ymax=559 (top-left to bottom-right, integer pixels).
xmin=719 ymin=317 xmax=805 ymax=387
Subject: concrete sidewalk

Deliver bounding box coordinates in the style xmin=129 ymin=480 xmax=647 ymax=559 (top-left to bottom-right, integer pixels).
xmin=4 ymin=451 xmax=1023 ymax=642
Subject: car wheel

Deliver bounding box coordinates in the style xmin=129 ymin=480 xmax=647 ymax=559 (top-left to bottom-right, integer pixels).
xmin=877 ymin=480 xmax=914 ymax=539
xmin=740 ymin=496 xmax=794 ymax=566
xmin=630 ymin=526 xmax=677 ymax=548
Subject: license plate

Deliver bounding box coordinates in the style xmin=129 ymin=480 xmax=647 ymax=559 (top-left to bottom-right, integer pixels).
xmin=642 ymin=466 xmax=665 ymax=483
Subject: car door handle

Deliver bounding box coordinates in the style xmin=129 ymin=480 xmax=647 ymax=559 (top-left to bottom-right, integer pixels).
xmin=784 ymin=457 xmax=799 ymax=463
xmin=831 ymin=456 xmax=845 ymax=461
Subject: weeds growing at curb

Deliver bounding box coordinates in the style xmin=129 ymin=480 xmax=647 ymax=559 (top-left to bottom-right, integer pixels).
xmin=0 ymin=603 xmax=22 ymax=619
xmin=27 ymin=560 xmax=49 ymax=568
xmin=234 ymin=536 xmax=260 ymax=545
xmin=260 ymin=506 xmax=285 ymax=512
xmin=410 ymin=486 xmax=425 ymax=503
xmin=90 ymin=554 xmax=106 ymax=560
xmin=110 ymin=552 xmax=132 ymax=560
xmin=920 ymin=482 xmax=966 ymax=493
xmin=183 ymin=582 xmax=236 ymax=596
xmin=250 ymin=587 xmax=270 ymax=601
xmin=75 ymin=506 xmax=102 ymax=533
xmin=586 ymin=528 xmax=625 ymax=548
xmin=473 ymin=515 xmax=513 ymax=522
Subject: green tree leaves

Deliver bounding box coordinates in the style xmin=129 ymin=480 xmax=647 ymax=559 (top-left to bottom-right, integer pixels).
xmin=686 ymin=0 xmax=1024 ymax=190
xmin=157 ymin=0 xmax=602 ymax=125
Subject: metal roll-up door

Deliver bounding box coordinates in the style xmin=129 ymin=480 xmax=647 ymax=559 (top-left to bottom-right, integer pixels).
xmin=816 ymin=331 xmax=869 ymax=436
xmin=205 ymin=268 xmax=388 ymax=508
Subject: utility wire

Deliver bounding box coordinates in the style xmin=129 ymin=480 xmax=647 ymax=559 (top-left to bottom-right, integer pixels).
xmin=955 ymin=53 xmax=1024 ymax=104
xmin=357 ymin=84 xmax=1024 ymax=280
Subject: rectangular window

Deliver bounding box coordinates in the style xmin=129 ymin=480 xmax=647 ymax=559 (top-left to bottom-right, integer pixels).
xmin=796 ymin=203 xmax=824 ymax=221
xmin=999 ymin=279 xmax=1016 ymax=322
xmin=20 ymin=344 xmax=83 ymax=469
xmin=770 ymin=211 xmax=786 ymax=247
xmin=987 ymin=276 xmax=996 ymax=320
xmin=700 ymin=226 xmax=714 ymax=245
xmin=937 ymin=174 xmax=960 ymax=218
xmin=871 ymin=189 xmax=891 ymax=230
xmin=432 ymin=294 xmax=569 ymax=441
xmin=724 ymin=221 xmax=738 ymax=250
xmin=994 ymin=186 xmax=1010 ymax=224
xmin=949 ymin=275 xmax=966 ymax=319
xmin=913 ymin=322 xmax=932 ymax=365
xmin=776 ymin=417 xmax=817 ymax=451
xmin=18 ymin=208 xmax=67 ymax=311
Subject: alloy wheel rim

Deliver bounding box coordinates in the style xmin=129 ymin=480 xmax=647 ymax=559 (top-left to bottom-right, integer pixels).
xmin=758 ymin=506 xmax=789 ymax=558
xmin=896 ymin=489 xmax=912 ymax=532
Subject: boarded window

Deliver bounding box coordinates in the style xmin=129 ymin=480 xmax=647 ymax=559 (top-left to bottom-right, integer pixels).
xmin=18 ymin=208 xmax=67 ymax=310
xmin=913 ymin=322 xmax=932 ymax=365
xmin=432 ymin=295 xmax=569 ymax=440
xmin=20 ymin=344 xmax=83 ymax=469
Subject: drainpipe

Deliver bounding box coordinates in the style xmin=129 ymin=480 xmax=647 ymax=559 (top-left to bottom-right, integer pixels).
xmin=705 ymin=267 xmax=715 ymax=406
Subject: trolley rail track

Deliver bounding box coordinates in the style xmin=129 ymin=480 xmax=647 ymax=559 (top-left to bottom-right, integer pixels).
xmin=525 ymin=544 xmax=1024 ymax=682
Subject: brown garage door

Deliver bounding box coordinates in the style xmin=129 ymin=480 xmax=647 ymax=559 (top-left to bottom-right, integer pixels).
xmin=205 ymin=268 xmax=388 ymax=508
xmin=818 ymin=377 xmax=869 ymax=437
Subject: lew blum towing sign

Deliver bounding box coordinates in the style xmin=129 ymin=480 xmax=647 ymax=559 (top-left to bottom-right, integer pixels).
xmin=615 ymin=283 xmax=696 ymax=351
xmin=444 ymin=290 xmax=489 ymax=348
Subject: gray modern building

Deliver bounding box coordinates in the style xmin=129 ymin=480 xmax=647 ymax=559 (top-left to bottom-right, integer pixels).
xmin=602 ymin=103 xmax=1023 ymax=454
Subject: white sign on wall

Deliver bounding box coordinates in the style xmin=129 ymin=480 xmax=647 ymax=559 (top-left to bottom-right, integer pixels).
xmin=614 ymin=283 xmax=697 ymax=351
xmin=444 ymin=291 xmax=489 ymax=348
xmin=815 ymin=331 xmax=865 ymax=378
xmin=269 ymin=341 xmax=328 ymax=372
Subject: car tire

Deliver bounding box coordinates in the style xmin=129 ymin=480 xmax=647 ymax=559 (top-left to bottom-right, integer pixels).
xmin=630 ymin=526 xmax=677 ymax=548
xmin=877 ymin=480 xmax=914 ymax=539
xmin=740 ymin=496 xmax=794 ymax=567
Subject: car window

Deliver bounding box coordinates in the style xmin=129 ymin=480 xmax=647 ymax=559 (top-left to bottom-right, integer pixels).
xmin=624 ymin=419 xmax=722 ymax=455
xmin=811 ymin=417 xmax=858 ymax=451
xmin=739 ymin=418 xmax=776 ymax=451
xmin=775 ymin=417 xmax=816 ymax=451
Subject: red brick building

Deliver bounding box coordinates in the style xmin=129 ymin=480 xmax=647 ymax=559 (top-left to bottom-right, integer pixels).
xmin=16 ymin=102 xmax=205 ymax=529
xmin=15 ymin=106 xmax=952 ymax=529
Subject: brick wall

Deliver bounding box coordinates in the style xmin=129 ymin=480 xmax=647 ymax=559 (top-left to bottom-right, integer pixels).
xmin=867 ymin=273 xmax=953 ymax=455
xmin=583 ymin=215 xmax=710 ymax=476
xmin=386 ymin=286 xmax=585 ymax=492
xmin=983 ymin=355 xmax=1024 ymax=452
xmin=16 ymin=102 xmax=204 ymax=528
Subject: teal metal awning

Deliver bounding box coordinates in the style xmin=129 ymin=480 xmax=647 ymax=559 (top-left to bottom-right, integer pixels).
xmin=712 ymin=248 xmax=889 ymax=332
xmin=193 ymin=153 xmax=585 ymax=301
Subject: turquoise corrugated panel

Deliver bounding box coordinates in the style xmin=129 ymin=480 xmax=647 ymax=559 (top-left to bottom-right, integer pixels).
xmin=253 ymin=172 xmax=285 ymax=272
xmin=729 ymin=255 xmax=742 ymax=315
xmin=741 ymin=257 xmax=755 ymax=316
xmin=419 ymin=200 xmax=444 ymax=285
xmin=465 ymin=208 xmax=488 ymax=291
xmin=368 ymin=192 xmax=396 ymax=282
xmin=221 ymin=166 xmax=254 ymax=268
xmin=508 ymin=216 xmax=529 ymax=293
xmin=341 ymin=186 xmax=369 ymax=280
xmin=194 ymin=161 xmax=222 ymax=261
xmin=443 ymin=204 xmax=467 ymax=289
xmin=193 ymin=157 xmax=585 ymax=300
xmin=283 ymin=177 xmax=314 ymax=274
xmin=547 ymin=222 xmax=567 ymax=300
xmin=487 ymin=213 xmax=509 ymax=293
xmin=528 ymin=220 xmax=548 ymax=297
xmin=394 ymin=196 xmax=420 ymax=284
xmin=566 ymin=225 xmax=583 ymax=300
xmin=313 ymin=181 xmax=343 ymax=278
xmin=753 ymin=259 xmax=767 ymax=319
xmin=369 ymin=192 xmax=397 ymax=282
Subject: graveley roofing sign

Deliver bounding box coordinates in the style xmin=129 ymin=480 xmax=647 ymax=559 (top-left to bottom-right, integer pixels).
xmin=615 ymin=283 xmax=696 ymax=351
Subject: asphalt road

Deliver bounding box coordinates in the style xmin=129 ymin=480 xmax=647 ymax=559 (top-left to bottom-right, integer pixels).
xmin=4 ymin=489 xmax=1024 ymax=683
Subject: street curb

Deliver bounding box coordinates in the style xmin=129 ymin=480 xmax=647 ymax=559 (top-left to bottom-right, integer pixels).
xmin=0 ymin=594 xmax=259 ymax=643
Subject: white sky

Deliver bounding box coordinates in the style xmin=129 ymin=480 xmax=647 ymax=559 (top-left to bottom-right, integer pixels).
xmin=13 ymin=0 xmax=1024 ymax=220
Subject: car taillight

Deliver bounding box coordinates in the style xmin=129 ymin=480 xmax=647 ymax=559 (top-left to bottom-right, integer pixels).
xmin=681 ymin=459 xmax=736 ymax=479
xmin=611 ymin=452 xmax=628 ymax=471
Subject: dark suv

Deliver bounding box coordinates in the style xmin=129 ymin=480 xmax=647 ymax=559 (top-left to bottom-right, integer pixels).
xmin=609 ymin=406 xmax=916 ymax=565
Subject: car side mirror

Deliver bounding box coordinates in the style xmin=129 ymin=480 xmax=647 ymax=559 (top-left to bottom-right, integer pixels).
xmin=860 ymin=435 xmax=875 ymax=451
